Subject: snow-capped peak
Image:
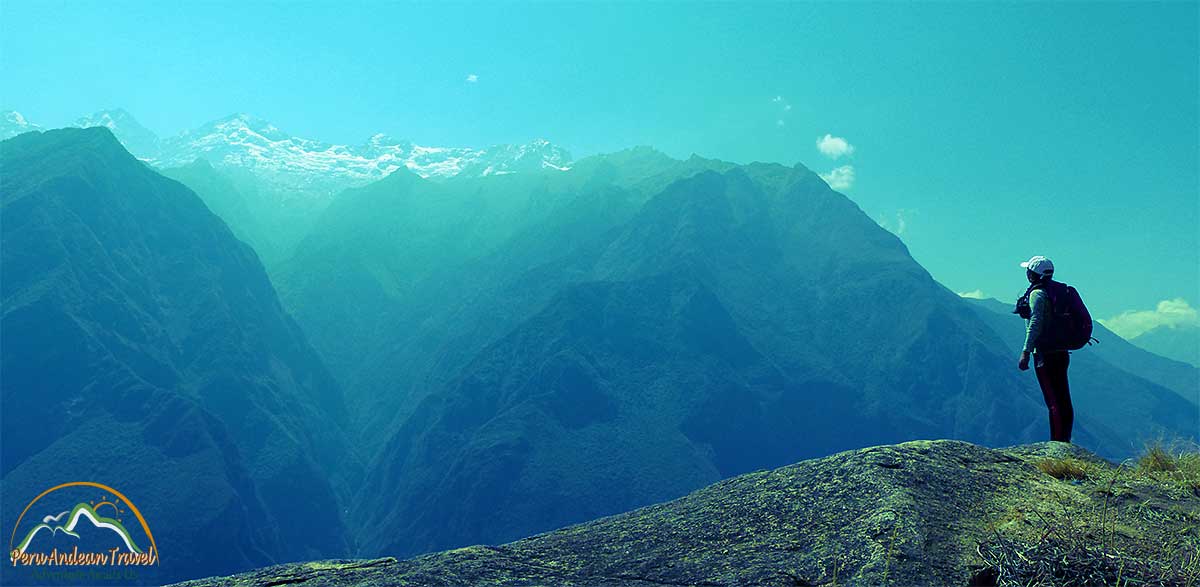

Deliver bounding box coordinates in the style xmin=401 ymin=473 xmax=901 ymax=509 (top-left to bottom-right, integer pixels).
xmin=76 ymin=108 xmax=134 ymax=129
xmin=155 ymin=113 xmax=573 ymax=193
xmin=8 ymin=108 xmax=574 ymax=195
xmin=74 ymin=109 xmax=162 ymax=158
xmin=367 ymin=133 xmax=402 ymax=144
xmin=195 ymin=113 xmax=290 ymax=141
xmin=1 ymin=110 xmax=44 ymax=140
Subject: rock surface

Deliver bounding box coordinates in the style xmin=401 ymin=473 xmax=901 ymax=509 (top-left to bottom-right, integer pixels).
xmin=170 ymin=439 xmax=1200 ymax=586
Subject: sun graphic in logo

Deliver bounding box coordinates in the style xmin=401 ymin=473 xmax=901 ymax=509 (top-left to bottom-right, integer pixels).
xmin=89 ymin=495 xmax=124 ymax=525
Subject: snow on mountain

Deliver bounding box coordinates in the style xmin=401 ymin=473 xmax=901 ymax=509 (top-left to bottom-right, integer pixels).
xmin=75 ymin=108 xmax=163 ymax=158
xmin=155 ymin=113 xmax=572 ymax=191
xmin=0 ymin=111 xmax=43 ymax=140
xmin=8 ymin=109 xmax=572 ymax=192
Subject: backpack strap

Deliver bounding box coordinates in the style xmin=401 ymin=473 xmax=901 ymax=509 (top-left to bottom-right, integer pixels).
xmin=1041 ymin=280 xmax=1069 ymax=314
xmin=1020 ymin=281 xmax=1041 ymax=300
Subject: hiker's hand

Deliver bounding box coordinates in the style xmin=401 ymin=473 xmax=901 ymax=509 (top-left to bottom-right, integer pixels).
xmin=1018 ymin=351 xmax=1030 ymax=371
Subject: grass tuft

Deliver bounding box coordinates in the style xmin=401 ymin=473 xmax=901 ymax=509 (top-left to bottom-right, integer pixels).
xmin=1036 ymin=457 xmax=1089 ymax=481
xmin=1139 ymin=444 xmax=1178 ymax=473
xmin=1134 ymin=440 xmax=1200 ymax=495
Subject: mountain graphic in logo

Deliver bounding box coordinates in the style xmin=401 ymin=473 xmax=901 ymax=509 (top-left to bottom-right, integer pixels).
xmin=14 ymin=501 xmax=143 ymax=556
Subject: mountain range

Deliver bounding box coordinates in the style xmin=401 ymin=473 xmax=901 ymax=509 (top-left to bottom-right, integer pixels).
xmin=4 ymin=108 xmax=571 ymax=184
xmin=1 ymin=123 xmax=1196 ymax=583
xmin=322 ymin=152 xmax=1196 ymax=559
xmin=2 ymin=109 xmax=572 ymax=264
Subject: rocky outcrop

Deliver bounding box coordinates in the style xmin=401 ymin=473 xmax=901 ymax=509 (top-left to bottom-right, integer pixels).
xmin=169 ymin=440 xmax=1200 ymax=586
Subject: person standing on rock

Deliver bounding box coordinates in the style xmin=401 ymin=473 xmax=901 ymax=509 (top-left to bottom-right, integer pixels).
xmin=1014 ymin=255 xmax=1074 ymax=443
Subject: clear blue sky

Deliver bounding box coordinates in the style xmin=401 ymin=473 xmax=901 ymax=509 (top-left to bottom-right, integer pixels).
xmin=3 ymin=1 xmax=1197 ymax=325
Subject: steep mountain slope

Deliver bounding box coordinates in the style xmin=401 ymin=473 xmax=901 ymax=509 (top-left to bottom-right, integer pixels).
xmin=0 ymin=128 xmax=355 ymax=583
xmin=352 ymin=271 xmax=902 ymax=557
xmin=271 ymin=167 xmax=568 ymax=385
xmin=347 ymin=162 xmax=1197 ymax=558
xmin=277 ymin=147 xmax=737 ymax=443
xmin=172 ymin=440 xmax=1200 ymax=587
xmin=159 ymin=159 xmax=271 ymax=258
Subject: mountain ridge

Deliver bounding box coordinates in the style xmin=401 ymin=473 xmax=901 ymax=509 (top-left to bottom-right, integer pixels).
xmin=168 ymin=439 xmax=1200 ymax=587
xmin=1 ymin=107 xmax=576 ymax=266
xmin=1131 ymin=323 xmax=1200 ymax=368
xmin=342 ymin=156 xmax=1197 ymax=560
xmin=2 ymin=109 xmax=573 ymax=186
xmin=5 ymin=123 xmax=1196 ymax=586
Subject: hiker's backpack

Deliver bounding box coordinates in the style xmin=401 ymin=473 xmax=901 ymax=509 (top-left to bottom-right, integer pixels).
xmin=1040 ymin=281 xmax=1097 ymax=350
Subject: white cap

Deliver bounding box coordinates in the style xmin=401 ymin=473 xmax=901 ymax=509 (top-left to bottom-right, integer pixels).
xmin=1020 ymin=255 xmax=1054 ymax=276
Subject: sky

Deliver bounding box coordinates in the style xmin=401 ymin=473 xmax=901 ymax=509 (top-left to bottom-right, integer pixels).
xmin=2 ymin=1 xmax=1197 ymax=330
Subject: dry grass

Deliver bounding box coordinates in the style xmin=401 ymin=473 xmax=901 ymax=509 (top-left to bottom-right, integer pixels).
xmin=1140 ymin=444 xmax=1179 ymax=472
xmin=977 ymin=442 xmax=1200 ymax=586
xmin=977 ymin=530 xmax=1200 ymax=587
xmin=1134 ymin=440 xmax=1200 ymax=496
xmin=1036 ymin=457 xmax=1090 ymax=481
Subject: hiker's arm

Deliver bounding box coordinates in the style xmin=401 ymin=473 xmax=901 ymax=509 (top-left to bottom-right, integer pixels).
xmin=1022 ymin=290 xmax=1047 ymax=353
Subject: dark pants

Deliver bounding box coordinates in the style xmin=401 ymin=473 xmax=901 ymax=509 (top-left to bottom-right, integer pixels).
xmin=1035 ymin=352 xmax=1073 ymax=442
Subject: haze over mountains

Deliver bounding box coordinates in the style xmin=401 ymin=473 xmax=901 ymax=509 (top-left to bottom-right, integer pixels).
xmin=2 ymin=109 xmax=572 ymax=264
xmin=1 ymin=122 xmax=1196 ymax=583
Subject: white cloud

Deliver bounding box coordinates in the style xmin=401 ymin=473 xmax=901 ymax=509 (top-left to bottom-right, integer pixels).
xmin=772 ymin=95 xmax=784 ymax=103
xmin=819 ymin=165 xmax=855 ymax=190
xmin=1100 ymin=298 xmax=1199 ymax=339
xmin=816 ymin=134 xmax=855 ymax=159
xmin=958 ymin=289 xmax=987 ymax=299
xmin=777 ymin=119 xmax=785 ymax=127
xmin=465 ymin=73 xmax=479 ymax=83
xmin=784 ymin=104 xmax=792 ymax=111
